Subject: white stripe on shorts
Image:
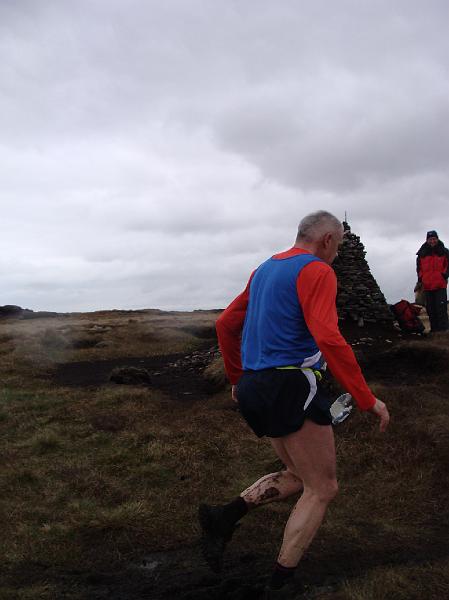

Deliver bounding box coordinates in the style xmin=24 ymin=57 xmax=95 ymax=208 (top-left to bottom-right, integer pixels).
xmin=302 ymin=368 xmax=317 ymax=411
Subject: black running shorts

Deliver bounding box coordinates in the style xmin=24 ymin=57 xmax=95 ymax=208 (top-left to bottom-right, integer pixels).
xmin=236 ymin=368 xmax=332 ymax=438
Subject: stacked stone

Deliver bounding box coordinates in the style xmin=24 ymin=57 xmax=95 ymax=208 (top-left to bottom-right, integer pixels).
xmin=333 ymin=222 xmax=393 ymax=325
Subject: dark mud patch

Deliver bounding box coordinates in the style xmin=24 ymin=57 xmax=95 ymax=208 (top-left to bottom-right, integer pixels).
xmin=54 ymin=348 xmax=219 ymax=400
xmin=111 ymin=530 xmax=448 ymax=599
xmin=109 ymin=366 xmax=152 ymax=385
xmin=8 ymin=534 xmax=448 ymax=600
xmin=361 ymin=344 xmax=449 ymax=385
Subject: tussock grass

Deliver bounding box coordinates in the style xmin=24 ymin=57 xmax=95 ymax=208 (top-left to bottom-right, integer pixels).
xmin=203 ymin=355 xmax=227 ymax=390
xmin=341 ymin=558 xmax=449 ymax=600
xmin=27 ymin=429 xmax=65 ymax=454
xmin=0 ymin=583 xmax=60 ymax=600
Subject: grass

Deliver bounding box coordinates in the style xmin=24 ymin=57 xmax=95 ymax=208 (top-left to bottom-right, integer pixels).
xmin=0 ymin=309 xmax=448 ymax=599
xmin=340 ymin=558 xmax=449 ymax=600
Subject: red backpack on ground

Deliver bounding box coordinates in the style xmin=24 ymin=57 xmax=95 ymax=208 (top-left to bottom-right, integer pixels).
xmin=391 ymin=300 xmax=425 ymax=334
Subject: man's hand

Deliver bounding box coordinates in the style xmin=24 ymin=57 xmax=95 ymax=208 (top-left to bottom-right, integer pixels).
xmin=231 ymin=385 xmax=238 ymax=403
xmin=369 ymin=398 xmax=390 ymax=432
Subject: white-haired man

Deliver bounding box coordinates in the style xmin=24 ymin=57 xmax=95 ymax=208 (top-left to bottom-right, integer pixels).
xmin=199 ymin=210 xmax=390 ymax=597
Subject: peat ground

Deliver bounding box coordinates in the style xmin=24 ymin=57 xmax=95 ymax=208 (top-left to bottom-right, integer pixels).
xmin=53 ymin=347 xmax=220 ymax=399
xmin=0 ymin=309 xmax=448 ymax=599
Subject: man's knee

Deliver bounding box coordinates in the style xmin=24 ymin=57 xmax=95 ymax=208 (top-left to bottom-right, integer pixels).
xmin=306 ymin=478 xmax=338 ymax=504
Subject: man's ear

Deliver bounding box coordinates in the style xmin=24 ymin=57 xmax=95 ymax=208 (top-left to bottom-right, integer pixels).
xmin=322 ymin=232 xmax=332 ymax=248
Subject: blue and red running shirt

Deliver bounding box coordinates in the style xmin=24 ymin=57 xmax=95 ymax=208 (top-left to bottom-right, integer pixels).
xmin=216 ymin=247 xmax=376 ymax=411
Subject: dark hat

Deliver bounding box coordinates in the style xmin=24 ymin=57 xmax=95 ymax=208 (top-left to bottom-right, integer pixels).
xmin=426 ymin=230 xmax=438 ymax=239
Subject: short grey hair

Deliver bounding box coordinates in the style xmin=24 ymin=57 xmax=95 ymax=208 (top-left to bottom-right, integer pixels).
xmin=296 ymin=210 xmax=342 ymax=243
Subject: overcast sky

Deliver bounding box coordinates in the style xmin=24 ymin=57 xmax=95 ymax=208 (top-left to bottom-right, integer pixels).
xmin=1 ymin=0 xmax=448 ymax=312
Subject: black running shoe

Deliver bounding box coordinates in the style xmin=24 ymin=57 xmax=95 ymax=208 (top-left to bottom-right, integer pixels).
xmin=198 ymin=503 xmax=237 ymax=573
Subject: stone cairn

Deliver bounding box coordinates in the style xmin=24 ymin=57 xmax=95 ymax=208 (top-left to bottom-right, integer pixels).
xmin=332 ymin=222 xmax=393 ymax=326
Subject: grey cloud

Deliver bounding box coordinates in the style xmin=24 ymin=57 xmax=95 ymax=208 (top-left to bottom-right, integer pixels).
xmin=215 ymin=64 xmax=449 ymax=192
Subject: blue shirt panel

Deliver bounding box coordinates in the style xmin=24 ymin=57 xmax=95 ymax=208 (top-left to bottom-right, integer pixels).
xmin=241 ymin=253 xmax=323 ymax=370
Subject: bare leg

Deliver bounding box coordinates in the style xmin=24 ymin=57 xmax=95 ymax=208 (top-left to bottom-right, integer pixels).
xmin=272 ymin=420 xmax=337 ymax=567
xmin=241 ymin=468 xmax=303 ymax=507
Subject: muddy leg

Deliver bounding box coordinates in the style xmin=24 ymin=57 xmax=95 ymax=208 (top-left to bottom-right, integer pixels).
xmin=241 ymin=469 xmax=303 ymax=507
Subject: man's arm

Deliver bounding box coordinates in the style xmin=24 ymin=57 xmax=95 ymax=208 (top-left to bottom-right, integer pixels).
xmin=298 ymin=262 xmax=389 ymax=431
xmin=216 ymin=273 xmax=254 ymax=385
xmin=297 ymin=263 xmax=376 ymax=411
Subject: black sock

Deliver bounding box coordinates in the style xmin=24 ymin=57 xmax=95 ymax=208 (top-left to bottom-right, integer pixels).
xmin=221 ymin=496 xmax=248 ymax=526
xmin=269 ymin=562 xmax=296 ymax=590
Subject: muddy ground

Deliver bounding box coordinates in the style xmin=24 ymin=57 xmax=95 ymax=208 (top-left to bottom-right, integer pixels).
xmin=43 ymin=323 xmax=448 ymax=599
xmin=3 ymin=310 xmax=448 ymax=600
xmin=54 ymin=346 xmax=221 ymax=400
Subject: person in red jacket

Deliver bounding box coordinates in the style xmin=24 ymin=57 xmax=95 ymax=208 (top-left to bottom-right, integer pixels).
xmin=198 ymin=210 xmax=390 ymax=598
xmin=416 ymin=230 xmax=449 ymax=332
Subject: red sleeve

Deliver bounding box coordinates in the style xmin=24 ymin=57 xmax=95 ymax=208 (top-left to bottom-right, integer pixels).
xmin=216 ymin=273 xmax=254 ymax=385
xmin=297 ymin=262 xmax=376 ymax=411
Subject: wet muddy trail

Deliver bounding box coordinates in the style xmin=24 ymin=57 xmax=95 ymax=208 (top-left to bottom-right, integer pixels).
xmin=22 ymin=532 xmax=448 ymax=600
xmin=54 ymin=346 xmax=221 ymax=399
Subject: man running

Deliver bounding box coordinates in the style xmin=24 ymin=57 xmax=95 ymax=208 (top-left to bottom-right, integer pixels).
xmin=199 ymin=210 xmax=390 ymax=597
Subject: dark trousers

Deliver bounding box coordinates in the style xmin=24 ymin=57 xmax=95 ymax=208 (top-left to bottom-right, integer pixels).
xmin=425 ymin=288 xmax=449 ymax=332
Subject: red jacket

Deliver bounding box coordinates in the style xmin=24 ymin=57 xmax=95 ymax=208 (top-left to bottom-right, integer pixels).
xmin=416 ymin=241 xmax=449 ymax=291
